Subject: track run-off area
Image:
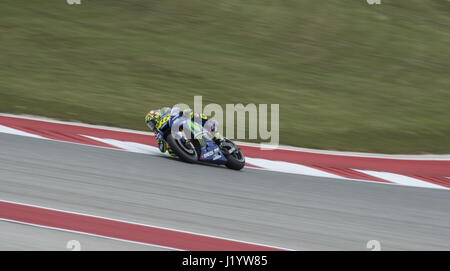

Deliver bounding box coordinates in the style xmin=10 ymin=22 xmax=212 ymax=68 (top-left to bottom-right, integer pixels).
xmin=0 ymin=114 xmax=450 ymax=250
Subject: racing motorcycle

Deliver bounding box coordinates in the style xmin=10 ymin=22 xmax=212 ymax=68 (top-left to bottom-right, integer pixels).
xmin=155 ymin=108 xmax=245 ymax=170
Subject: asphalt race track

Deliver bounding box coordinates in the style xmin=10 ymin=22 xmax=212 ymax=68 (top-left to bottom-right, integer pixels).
xmin=1 ymin=133 xmax=449 ymax=250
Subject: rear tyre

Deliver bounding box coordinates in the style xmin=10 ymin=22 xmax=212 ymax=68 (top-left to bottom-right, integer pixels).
xmin=166 ymin=134 xmax=198 ymax=163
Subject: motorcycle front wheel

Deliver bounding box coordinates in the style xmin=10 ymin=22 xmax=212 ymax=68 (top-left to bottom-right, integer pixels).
xmin=222 ymin=139 xmax=245 ymax=170
xmin=166 ymin=134 xmax=198 ymax=163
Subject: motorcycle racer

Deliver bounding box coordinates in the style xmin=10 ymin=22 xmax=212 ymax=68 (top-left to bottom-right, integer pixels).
xmin=145 ymin=107 xmax=223 ymax=156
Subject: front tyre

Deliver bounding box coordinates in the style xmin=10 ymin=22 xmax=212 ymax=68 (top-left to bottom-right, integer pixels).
xmin=166 ymin=134 xmax=198 ymax=163
xmin=222 ymin=139 xmax=245 ymax=170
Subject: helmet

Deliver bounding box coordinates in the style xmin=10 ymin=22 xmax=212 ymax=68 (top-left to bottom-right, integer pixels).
xmin=145 ymin=110 xmax=161 ymax=131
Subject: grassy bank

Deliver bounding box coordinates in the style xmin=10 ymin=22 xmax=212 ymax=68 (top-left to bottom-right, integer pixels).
xmin=1 ymin=0 xmax=450 ymax=153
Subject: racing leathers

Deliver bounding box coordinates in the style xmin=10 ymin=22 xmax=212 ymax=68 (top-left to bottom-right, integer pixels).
xmin=146 ymin=107 xmax=222 ymax=156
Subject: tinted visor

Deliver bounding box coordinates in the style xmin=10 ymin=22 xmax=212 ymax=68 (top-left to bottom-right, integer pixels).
xmin=147 ymin=119 xmax=157 ymax=131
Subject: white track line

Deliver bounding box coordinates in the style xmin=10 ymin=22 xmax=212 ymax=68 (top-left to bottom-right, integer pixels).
xmin=355 ymin=170 xmax=446 ymax=190
xmin=0 ymin=199 xmax=292 ymax=251
xmin=83 ymin=135 xmax=169 ymax=156
xmin=0 ymin=125 xmax=45 ymax=139
xmin=0 ymin=218 xmax=179 ymax=251
xmin=245 ymin=158 xmax=347 ymax=180
xmin=236 ymin=141 xmax=450 ymax=160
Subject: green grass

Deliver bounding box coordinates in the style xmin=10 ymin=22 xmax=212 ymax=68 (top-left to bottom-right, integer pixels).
xmin=1 ymin=0 xmax=450 ymax=153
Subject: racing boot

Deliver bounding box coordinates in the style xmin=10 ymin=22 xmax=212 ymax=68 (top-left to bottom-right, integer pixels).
xmin=158 ymin=139 xmax=167 ymax=153
xmin=158 ymin=140 xmax=176 ymax=157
